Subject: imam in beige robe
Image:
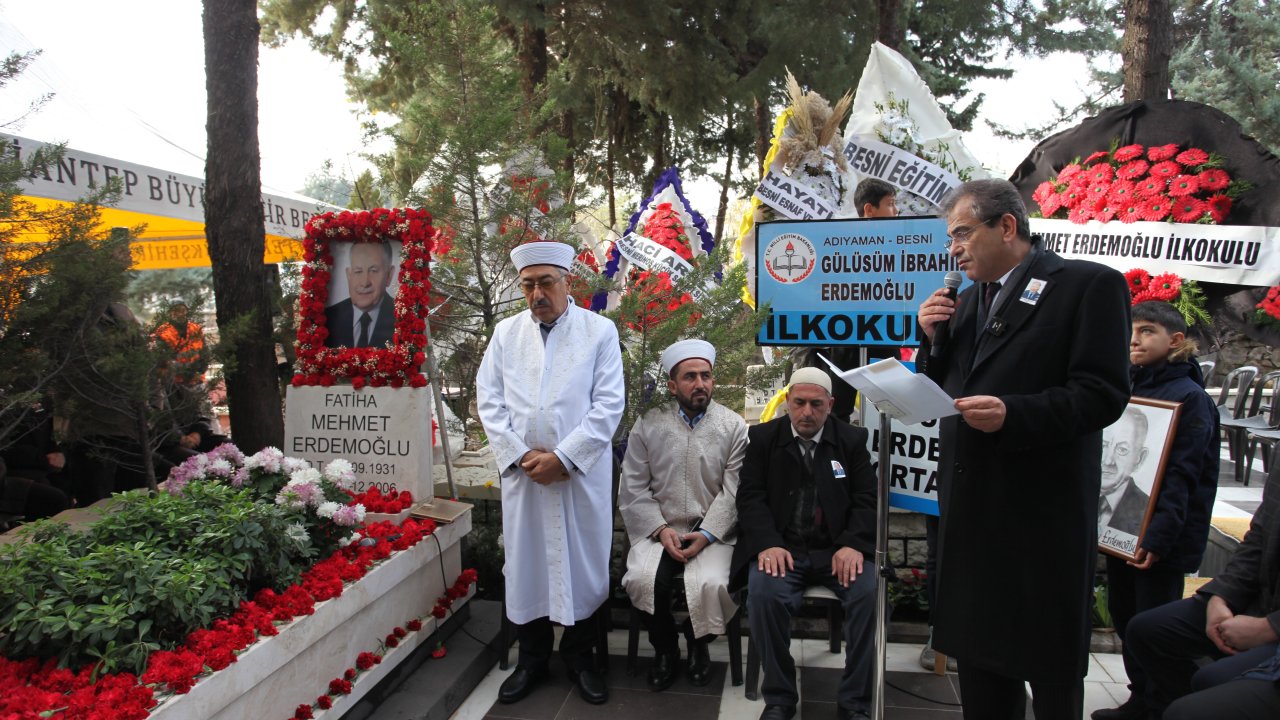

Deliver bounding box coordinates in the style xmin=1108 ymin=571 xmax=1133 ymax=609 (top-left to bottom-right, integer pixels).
xmin=619 ymin=399 xmax=747 ymax=637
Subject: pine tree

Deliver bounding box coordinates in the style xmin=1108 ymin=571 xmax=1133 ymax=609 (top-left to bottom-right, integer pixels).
xmin=1171 ymin=0 xmax=1280 ymax=154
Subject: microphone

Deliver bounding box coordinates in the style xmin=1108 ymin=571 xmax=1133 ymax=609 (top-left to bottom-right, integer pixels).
xmin=929 ymin=271 xmax=964 ymax=359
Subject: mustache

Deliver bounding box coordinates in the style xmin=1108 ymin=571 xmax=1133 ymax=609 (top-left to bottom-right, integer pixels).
xmin=533 ymin=299 xmax=551 ymax=308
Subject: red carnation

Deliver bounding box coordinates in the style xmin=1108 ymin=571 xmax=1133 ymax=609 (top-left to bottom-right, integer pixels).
xmin=1134 ymin=178 xmax=1164 ymax=198
xmin=295 ymin=704 xmax=314 ymax=720
xmin=1083 ymin=150 xmax=1110 ymax=166
xmin=1039 ymin=192 xmax=1064 ymax=217
xmin=1170 ymin=197 xmax=1208 ymax=223
xmin=1149 ymin=273 xmax=1182 ymax=301
xmin=357 ymin=652 xmax=380 ymax=670
xmin=1198 ymin=168 xmax=1230 ymax=191
xmin=407 ymin=619 xmax=423 ymax=631
xmin=1207 ymin=194 xmax=1233 ymax=223
xmin=1107 ymin=180 xmax=1137 ymax=205
xmin=317 ymin=695 xmax=333 ymax=710
xmin=431 ymin=645 xmax=449 ymax=659
xmin=1138 ymin=197 xmax=1172 ymax=222
xmin=344 ymin=668 xmax=358 ymax=681
xmin=329 ymin=678 xmax=353 ymax=695
xmin=432 ymin=605 xmax=448 ymax=619
xmin=1147 ymin=144 xmax=1179 ymax=162
xmin=1056 ymin=163 xmax=1083 ymax=183
xmin=1116 ymin=159 xmax=1149 ymax=180
xmin=1068 ymin=205 xmax=1093 ymax=224
xmin=1060 ymin=184 xmax=1088 ymax=209
xmin=1086 ymin=164 xmax=1115 ymax=184
xmin=1114 ymin=144 xmax=1145 ymax=162
xmin=393 ymin=626 xmax=408 ymax=639
xmin=1032 ymin=181 xmax=1056 ymax=205
xmin=1167 ymin=174 xmax=1201 ymax=197
xmin=1124 ymin=269 xmax=1152 ymax=294
xmin=1175 ymin=148 xmax=1210 ymax=167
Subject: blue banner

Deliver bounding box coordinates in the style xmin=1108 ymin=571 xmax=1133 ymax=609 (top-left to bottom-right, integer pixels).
xmin=755 ymin=216 xmax=965 ymax=345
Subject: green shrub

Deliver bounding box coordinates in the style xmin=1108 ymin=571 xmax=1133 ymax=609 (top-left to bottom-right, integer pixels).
xmin=0 ymin=483 xmax=315 ymax=673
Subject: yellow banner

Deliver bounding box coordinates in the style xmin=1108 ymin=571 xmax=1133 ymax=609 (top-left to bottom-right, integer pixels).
xmin=16 ymin=196 xmax=304 ymax=270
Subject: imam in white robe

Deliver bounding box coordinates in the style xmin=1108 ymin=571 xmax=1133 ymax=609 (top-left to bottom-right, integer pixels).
xmin=476 ymin=300 xmax=624 ymax=626
xmin=619 ymin=400 xmax=747 ymax=637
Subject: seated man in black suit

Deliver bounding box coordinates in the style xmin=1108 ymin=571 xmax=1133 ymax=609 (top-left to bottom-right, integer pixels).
xmin=325 ymin=241 xmax=397 ymax=348
xmin=1121 ymin=458 xmax=1280 ymax=720
xmin=734 ymin=367 xmax=878 ymax=720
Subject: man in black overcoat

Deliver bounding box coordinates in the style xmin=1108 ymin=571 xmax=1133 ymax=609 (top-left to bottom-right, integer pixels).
xmin=917 ymin=179 xmax=1131 ymax=719
xmin=732 ymin=368 xmax=878 ymax=720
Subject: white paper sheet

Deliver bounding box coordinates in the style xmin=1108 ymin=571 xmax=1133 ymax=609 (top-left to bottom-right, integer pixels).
xmin=818 ymin=355 xmax=958 ymax=425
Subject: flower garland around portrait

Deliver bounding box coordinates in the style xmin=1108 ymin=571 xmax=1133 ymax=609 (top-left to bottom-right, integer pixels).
xmin=286 ymin=569 xmax=478 ymax=720
xmin=1032 ymin=142 xmax=1253 ymax=225
xmin=0 ymin=519 xmax=442 ymax=719
xmin=1124 ymin=268 xmax=1211 ymax=326
xmin=293 ymin=208 xmax=434 ymax=388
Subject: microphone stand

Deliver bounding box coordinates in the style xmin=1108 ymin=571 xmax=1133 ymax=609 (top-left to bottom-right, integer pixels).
xmin=859 ymin=347 xmax=895 ymax=720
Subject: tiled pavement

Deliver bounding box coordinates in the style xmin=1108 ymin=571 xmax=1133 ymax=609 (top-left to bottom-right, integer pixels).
xmin=445 ymin=632 xmax=1136 ymax=720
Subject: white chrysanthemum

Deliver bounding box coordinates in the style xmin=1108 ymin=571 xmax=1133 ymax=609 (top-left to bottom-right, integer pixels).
xmin=283 ymin=457 xmax=310 ymax=474
xmin=324 ymin=459 xmax=354 ymax=480
xmin=316 ymin=501 xmax=340 ymax=519
xmin=338 ymin=532 xmax=361 ymax=548
xmin=289 ymin=467 xmax=323 ymax=486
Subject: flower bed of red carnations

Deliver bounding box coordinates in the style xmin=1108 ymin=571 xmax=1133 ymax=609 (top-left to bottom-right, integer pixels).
xmin=0 ymin=518 xmax=475 ymax=720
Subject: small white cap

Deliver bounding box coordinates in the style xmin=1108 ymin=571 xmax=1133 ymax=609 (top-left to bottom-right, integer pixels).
xmin=510 ymin=241 xmax=575 ymax=271
xmin=661 ymin=339 xmax=716 ymax=376
xmin=789 ymin=367 xmax=832 ymax=394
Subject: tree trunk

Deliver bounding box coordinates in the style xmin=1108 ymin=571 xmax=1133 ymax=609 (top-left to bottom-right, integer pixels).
xmin=753 ymin=97 xmax=770 ymax=177
xmin=518 ymin=16 xmax=548 ymax=109
xmin=714 ymin=110 xmax=734 ymax=244
xmin=877 ymin=0 xmax=902 ymax=49
xmin=202 ymin=0 xmax=284 ymax=454
xmin=1122 ymin=0 xmax=1172 ymax=102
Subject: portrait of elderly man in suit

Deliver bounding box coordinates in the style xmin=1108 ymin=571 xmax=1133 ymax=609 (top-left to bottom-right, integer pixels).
xmin=1100 ymin=405 xmax=1153 ymax=537
xmin=325 ymin=240 xmax=398 ymax=348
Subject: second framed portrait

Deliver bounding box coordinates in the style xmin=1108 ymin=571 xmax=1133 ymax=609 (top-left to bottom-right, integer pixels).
xmin=1098 ymin=397 xmax=1183 ymax=560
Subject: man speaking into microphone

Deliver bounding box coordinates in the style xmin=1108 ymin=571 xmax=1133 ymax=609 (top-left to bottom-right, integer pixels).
xmin=917 ymin=179 xmax=1130 ymax=720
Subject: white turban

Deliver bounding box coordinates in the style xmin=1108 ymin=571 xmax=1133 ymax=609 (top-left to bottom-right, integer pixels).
xmin=660 ymin=339 xmax=716 ymax=376
xmin=789 ymin=366 xmax=832 ymax=394
xmin=510 ymin=241 xmax=575 ymax=271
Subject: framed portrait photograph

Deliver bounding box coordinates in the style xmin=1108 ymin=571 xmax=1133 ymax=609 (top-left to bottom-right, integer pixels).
xmin=293 ymin=208 xmax=435 ymax=389
xmin=1097 ymin=397 xmax=1183 ymax=560
xmin=324 ymin=239 xmax=403 ymax=349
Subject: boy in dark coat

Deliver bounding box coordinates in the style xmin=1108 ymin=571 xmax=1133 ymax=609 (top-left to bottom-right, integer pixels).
xmin=1093 ymin=301 xmax=1220 ymax=719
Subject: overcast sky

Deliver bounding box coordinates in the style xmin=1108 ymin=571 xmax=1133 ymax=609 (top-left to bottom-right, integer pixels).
xmin=3 ymin=0 xmax=1105 ymax=207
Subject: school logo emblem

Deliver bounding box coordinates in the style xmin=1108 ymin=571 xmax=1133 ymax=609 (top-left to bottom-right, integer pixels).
xmin=763 ymin=233 xmax=816 ymax=284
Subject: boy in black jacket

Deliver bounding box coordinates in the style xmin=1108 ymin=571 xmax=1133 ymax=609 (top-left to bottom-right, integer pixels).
xmin=1093 ymin=301 xmax=1220 ymax=720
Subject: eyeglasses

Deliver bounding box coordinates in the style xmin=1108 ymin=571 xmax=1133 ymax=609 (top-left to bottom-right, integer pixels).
xmin=944 ymin=215 xmax=1002 ymax=249
xmin=517 ymin=276 xmax=564 ymax=294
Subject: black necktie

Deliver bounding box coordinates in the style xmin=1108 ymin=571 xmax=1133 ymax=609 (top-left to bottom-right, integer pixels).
xmin=983 ymin=282 xmax=1002 ymax=315
xmin=799 ymin=438 xmax=815 ymax=472
xmin=357 ymin=312 xmax=372 ymax=347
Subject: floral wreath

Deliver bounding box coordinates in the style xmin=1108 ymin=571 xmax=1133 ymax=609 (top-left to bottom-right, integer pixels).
xmin=622 ymin=202 xmax=698 ymax=331
xmin=293 ymin=208 xmax=434 ymax=389
xmin=1032 ymin=142 xmax=1251 ymax=224
xmin=1124 ymin=268 xmax=1210 ymax=326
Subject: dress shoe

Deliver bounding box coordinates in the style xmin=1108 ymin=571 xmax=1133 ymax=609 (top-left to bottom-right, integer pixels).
xmin=835 ymin=708 xmax=871 ymax=720
xmin=1091 ymin=696 xmax=1148 ymax=720
xmin=498 ymin=665 xmax=548 ymax=704
xmin=687 ymin=640 xmax=712 ymax=686
xmin=647 ymin=649 xmax=680 ymax=692
xmin=758 ymin=704 xmax=796 ymax=720
xmin=573 ymin=667 xmax=609 ymax=705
